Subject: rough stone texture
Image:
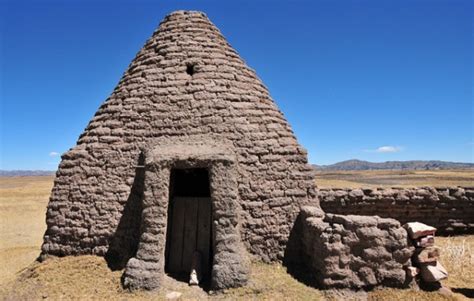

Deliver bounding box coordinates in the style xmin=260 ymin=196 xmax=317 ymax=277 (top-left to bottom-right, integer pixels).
xmin=300 ymin=206 xmax=414 ymax=289
xmin=41 ymin=10 xmax=315 ymax=288
xmin=319 ymin=187 xmax=474 ymax=234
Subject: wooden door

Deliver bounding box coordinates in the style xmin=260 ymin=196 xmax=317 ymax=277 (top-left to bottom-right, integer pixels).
xmin=167 ymin=197 xmax=212 ymax=278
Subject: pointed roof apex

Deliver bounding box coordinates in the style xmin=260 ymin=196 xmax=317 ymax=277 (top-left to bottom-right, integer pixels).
xmin=164 ymin=10 xmax=208 ymax=19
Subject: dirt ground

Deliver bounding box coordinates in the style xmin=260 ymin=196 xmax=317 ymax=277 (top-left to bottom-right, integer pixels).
xmin=0 ymin=174 xmax=473 ymax=300
xmin=315 ymin=169 xmax=474 ymax=188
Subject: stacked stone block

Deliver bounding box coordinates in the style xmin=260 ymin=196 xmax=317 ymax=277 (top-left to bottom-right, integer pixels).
xmin=404 ymin=222 xmax=449 ymax=286
xmin=299 ymin=206 xmax=414 ymax=289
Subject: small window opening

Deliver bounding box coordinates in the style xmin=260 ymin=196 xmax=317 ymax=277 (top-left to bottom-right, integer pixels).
xmin=186 ymin=64 xmax=196 ymax=76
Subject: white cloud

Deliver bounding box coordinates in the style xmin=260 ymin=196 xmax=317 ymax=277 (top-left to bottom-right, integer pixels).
xmin=49 ymin=151 xmax=60 ymax=157
xmin=375 ymin=146 xmax=402 ymax=153
xmin=364 ymin=146 xmax=403 ymax=153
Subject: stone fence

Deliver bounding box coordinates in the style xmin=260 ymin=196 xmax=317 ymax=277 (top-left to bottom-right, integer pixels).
xmin=318 ymin=187 xmax=474 ymax=234
xmin=299 ymin=206 xmax=413 ymax=289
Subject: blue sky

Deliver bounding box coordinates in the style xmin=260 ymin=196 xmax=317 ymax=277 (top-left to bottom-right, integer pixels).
xmin=1 ymin=0 xmax=473 ymax=169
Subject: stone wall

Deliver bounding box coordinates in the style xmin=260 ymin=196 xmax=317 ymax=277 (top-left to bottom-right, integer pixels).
xmin=319 ymin=187 xmax=474 ymax=234
xmin=299 ymin=206 xmax=414 ymax=289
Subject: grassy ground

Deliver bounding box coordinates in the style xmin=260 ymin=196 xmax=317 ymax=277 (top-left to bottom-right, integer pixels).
xmin=1 ymin=238 xmax=472 ymax=301
xmin=0 ymin=174 xmax=473 ymax=300
xmin=315 ymin=169 xmax=474 ymax=188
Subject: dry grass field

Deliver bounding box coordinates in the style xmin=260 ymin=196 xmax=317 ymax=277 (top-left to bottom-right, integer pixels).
xmin=0 ymin=176 xmax=53 ymax=285
xmin=0 ymin=174 xmax=473 ymax=300
xmin=315 ymin=169 xmax=474 ymax=188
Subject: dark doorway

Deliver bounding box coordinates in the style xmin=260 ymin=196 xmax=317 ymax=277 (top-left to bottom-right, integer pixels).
xmin=165 ymin=168 xmax=212 ymax=285
xmin=170 ymin=168 xmax=210 ymax=197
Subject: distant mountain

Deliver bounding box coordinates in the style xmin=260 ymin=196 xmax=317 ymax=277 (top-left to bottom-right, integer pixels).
xmin=3 ymin=159 xmax=473 ymax=175
xmin=0 ymin=170 xmax=55 ymax=177
xmin=313 ymin=159 xmax=474 ymax=171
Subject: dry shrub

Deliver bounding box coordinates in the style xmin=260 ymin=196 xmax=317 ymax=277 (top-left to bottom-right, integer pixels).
xmin=438 ymin=236 xmax=474 ymax=289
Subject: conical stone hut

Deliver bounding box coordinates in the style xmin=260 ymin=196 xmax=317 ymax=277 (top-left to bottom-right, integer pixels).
xmin=41 ymin=11 xmax=318 ymax=290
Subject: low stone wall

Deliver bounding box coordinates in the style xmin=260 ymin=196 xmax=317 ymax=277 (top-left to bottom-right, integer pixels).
xmin=318 ymin=187 xmax=474 ymax=234
xmin=299 ymin=206 xmax=414 ymax=289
